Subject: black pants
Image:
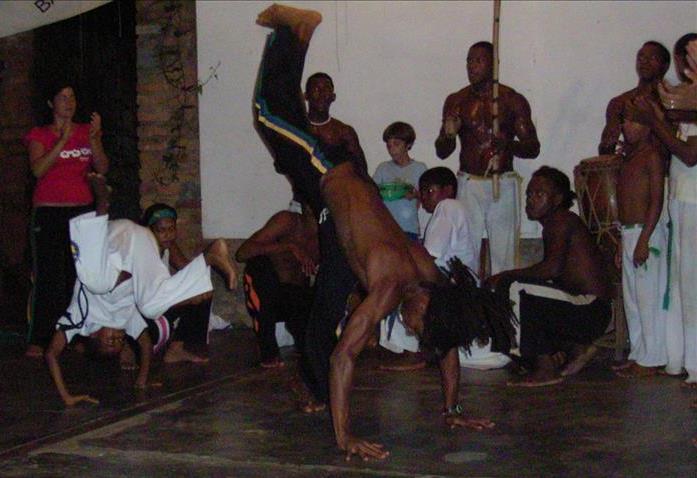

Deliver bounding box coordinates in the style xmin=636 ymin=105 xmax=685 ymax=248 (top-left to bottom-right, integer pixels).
xmin=147 ymin=298 xmax=212 ymax=353
xmin=243 ymin=256 xmax=313 ymax=362
xmin=29 ymin=205 xmax=92 ymax=348
xmin=511 ymin=281 xmax=611 ymax=358
xmin=255 ymin=26 xmax=358 ymax=403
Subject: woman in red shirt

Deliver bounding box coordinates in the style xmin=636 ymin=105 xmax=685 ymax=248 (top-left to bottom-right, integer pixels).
xmin=24 ymin=84 xmax=109 ymax=357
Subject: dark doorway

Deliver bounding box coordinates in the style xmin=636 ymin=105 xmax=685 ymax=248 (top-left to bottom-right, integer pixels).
xmin=0 ymin=1 xmax=138 ymax=343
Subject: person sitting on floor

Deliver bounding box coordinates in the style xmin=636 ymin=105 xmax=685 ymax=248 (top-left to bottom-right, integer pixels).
xmin=235 ymin=202 xmax=318 ymax=369
xmin=485 ymin=166 xmax=612 ymax=387
xmin=45 ymin=174 xmax=237 ymax=406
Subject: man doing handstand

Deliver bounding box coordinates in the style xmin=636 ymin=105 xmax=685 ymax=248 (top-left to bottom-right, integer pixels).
xmin=254 ymin=4 xmax=515 ymax=460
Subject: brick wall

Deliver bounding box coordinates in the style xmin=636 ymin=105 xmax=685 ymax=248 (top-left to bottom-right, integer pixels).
xmin=0 ymin=31 xmax=35 ymax=330
xmin=136 ymin=0 xmax=202 ymax=257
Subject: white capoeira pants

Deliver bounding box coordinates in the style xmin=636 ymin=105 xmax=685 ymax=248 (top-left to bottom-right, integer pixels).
xmin=457 ymin=172 xmax=520 ymax=275
xmin=70 ymin=212 xmax=213 ymax=320
xmin=664 ymin=200 xmax=697 ymax=381
xmin=621 ymin=224 xmax=668 ymax=367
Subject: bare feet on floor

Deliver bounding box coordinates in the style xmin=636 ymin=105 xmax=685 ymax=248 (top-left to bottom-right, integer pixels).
xmin=87 ymin=172 xmax=111 ymax=215
xmin=615 ymin=362 xmax=659 ymax=378
xmin=205 ymin=239 xmax=238 ymax=290
xmin=163 ymin=342 xmax=209 ymax=363
xmin=378 ymin=351 xmax=427 ymax=371
xmin=289 ymin=376 xmax=326 ymax=413
xmin=25 ymin=344 xmax=43 ymax=359
xmin=610 ymin=360 xmax=636 ymax=371
xmin=260 ymin=357 xmax=286 ymax=369
xmin=680 ymin=381 xmax=697 ymax=389
xmin=256 ymin=4 xmax=322 ymax=45
xmin=560 ymin=344 xmax=598 ymax=377
xmin=508 ymin=355 xmax=563 ymax=387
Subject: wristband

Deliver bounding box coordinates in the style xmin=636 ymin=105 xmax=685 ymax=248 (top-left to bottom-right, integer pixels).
xmin=443 ymin=403 xmax=464 ymax=416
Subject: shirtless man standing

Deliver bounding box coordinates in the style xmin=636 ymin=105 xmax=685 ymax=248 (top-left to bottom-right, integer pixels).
xmin=435 ymin=41 xmax=540 ymax=276
xmin=254 ymin=5 xmax=514 ymax=461
xmin=613 ymin=117 xmax=667 ymax=378
xmin=486 ymin=167 xmax=612 ymax=386
xmin=599 ymin=41 xmax=671 ymax=155
xmin=305 ymin=72 xmax=367 ymax=176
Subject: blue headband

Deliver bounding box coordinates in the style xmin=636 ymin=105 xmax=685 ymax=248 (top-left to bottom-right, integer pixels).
xmin=148 ymin=208 xmax=177 ymax=226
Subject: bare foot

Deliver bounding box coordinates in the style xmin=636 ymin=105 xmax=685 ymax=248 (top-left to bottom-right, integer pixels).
xmin=120 ymin=343 xmax=138 ymax=370
xmin=378 ymin=351 xmax=427 ymax=371
xmin=615 ymin=362 xmax=659 ymax=378
xmin=508 ymin=355 xmax=562 ymax=387
xmin=611 ymin=360 xmax=635 ymax=371
xmin=256 ymin=4 xmax=322 ymax=45
xmin=87 ymin=172 xmax=111 ymax=216
xmin=289 ymin=375 xmax=326 ymax=413
xmin=507 ymin=372 xmax=563 ymax=388
xmin=164 ymin=343 xmax=209 ymax=363
xmin=204 ymin=239 xmax=238 ymax=290
xmin=560 ymin=344 xmax=599 ymax=377
xmin=25 ymin=344 xmax=43 ymax=359
xmin=680 ymin=380 xmax=697 ymax=389
xmin=260 ymin=357 xmax=286 ymax=369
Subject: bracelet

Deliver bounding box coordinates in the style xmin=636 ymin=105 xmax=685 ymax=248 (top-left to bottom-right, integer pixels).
xmin=443 ymin=403 xmax=464 ymax=417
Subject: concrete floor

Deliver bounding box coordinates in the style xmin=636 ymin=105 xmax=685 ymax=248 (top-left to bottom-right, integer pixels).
xmin=1 ymin=328 xmax=696 ymax=477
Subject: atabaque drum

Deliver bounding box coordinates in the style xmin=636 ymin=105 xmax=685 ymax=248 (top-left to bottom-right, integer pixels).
xmin=573 ymin=155 xmax=621 ymax=241
xmin=573 ymin=154 xmax=622 ymax=280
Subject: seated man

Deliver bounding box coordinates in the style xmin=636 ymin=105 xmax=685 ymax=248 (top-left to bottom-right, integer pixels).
xmin=254 ymin=5 xmax=515 ymax=460
xmin=235 ymin=202 xmax=318 ymax=369
xmin=486 ymin=167 xmax=612 ymax=387
xmin=45 ymin=175 xmax=236 ymax=406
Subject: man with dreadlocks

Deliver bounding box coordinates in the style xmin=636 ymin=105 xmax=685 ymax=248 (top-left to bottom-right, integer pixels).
xmin=253 ymin=4 xmax=516 ymax=461
xmin=486 ymin=166 xmax=612 ymax=387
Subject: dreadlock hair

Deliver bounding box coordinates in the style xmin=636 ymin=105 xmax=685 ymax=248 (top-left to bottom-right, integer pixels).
xmin=532 ymin=166 xmax=576 ymax=210
xmin=420 ymin=257 xmax=517 ymax=358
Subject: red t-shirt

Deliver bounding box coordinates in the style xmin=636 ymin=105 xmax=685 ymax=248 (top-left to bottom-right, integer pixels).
xmin=25 ymin=123 xmax=94 ymax=206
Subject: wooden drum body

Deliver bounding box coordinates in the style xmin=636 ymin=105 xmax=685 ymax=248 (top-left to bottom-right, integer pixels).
xmin=573 ymin=154 xmax=621 ymax=281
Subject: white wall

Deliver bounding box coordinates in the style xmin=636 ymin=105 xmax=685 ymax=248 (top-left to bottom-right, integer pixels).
xmin=197 ymin=0 xmax=697 ymax=238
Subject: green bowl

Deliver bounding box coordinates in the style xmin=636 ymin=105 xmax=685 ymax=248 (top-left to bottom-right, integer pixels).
xmin=379 ymin=182 xmax=410 ymax=201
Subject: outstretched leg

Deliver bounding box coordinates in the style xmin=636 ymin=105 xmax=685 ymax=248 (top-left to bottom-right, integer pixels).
xmin=254 ymin=5 xmax=329 ymax=215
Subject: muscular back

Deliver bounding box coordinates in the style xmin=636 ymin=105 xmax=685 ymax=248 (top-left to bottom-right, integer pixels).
xmin=545 ymin=210 xmax=611 ymax=298
xmin=320 ymin=163 xmax=439 ymax=291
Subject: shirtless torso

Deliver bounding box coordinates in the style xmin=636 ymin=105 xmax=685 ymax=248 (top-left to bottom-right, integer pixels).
xmin=236 ymin=209 xmax=319 ymax=286
xmin=435 ymin=84 xmax=539 ymax=175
